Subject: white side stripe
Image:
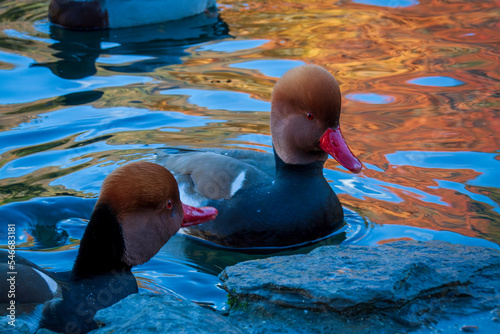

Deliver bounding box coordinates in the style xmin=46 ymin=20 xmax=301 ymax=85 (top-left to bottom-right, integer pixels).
xmin=230 ymin=171 xmax=246 ymax=197
xmin=33 ymin=268 xmax=58 ymax=296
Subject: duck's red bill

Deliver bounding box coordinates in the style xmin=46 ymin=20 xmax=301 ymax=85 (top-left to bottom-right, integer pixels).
xmin=319 ymin=127 xmax=362 ymax=174
xmin=181 ymin=203 xmax=218 ymax=227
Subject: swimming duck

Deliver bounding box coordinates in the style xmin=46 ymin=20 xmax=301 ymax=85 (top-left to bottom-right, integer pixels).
xmin=157 ymin=64 xmax=362 ymax=249
xmin=49 ymin=0 xmax=217 ymax=30
xmin=0 ymin=161 xmax=217 ymax=333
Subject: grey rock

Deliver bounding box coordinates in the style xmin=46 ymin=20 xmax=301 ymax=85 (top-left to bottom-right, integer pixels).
xmin=36 ymin=329 xmax=59 ymax=334
xmin=8 ymin=241 xmax=499 ymax=334
xmin=0 ymin=318 xmax=31 ymax=334
xmin=220 ymin=241 xmax=500 ymax=333
xmin=90 ymin=292 xmax=244 ymax=334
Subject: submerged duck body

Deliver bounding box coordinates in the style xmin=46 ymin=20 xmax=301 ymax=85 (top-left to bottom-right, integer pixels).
xmin=158 ymin=65 xmax=362 ymax=249
xmin=49 ymin=0 xmax=217 ymax=30
xmin=0 ymin=162 xmax=216 ymax=333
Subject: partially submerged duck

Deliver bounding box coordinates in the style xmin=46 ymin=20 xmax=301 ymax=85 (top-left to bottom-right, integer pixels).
xmin=158 ymin=64 xmax=362 ymax=249
xmin=0 ymin=161 xmax=217 ymax=333
xmin=48 ymin=0 xmax=217 ymax=30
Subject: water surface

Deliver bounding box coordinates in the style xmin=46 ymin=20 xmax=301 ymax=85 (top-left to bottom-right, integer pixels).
xmin=0 ymin=0 xmax=499 ymax=313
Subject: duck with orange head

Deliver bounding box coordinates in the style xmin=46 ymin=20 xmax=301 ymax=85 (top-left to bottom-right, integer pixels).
xmin=0 ymin=162 xmax=217 ymax=333
xmin=158 ymin=65 xmax=362 ymax=249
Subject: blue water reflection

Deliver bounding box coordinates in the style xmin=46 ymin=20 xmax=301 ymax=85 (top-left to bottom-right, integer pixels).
xmin=386 ymin=151 xmax=500 ymax=187
xmin=431 ymin=180 xmax=499 ymax=213
xmin=0 ymin=106 xmax=217 ymax=155
xmin=4 ymin=28 xmax=56 ymax=44
xmin=0 ymin=142 xmax=160 ymax=180
xmin=230 ymin=59 xmax=306 ymax=78
xmin=196 ymin=39 xmax=269 ymax=52
xmin=161 ymin=88 xmax=271 ymax=112
xmin=96 ymin=55 xmax=155 ymax=65
xmin=363 ymin=162 xmax=385 ymax=172
xmin=346 ymin=92 xmax=395 ymax=104
xmin=407 ymin=76 xmax=465 ymax=87
xmin=352 ymin=0 xmax=419 ymax=8
xmin=227 ymin=134 xmax=273 ymax=147
xmin=0 ymin=50 xmax=151 ymax=104
xmin=224 ymin=134 xmax=274 ymax=153
xmin=50 ymin=154 xmax=157 ymax=194
xmin=349 ymin=224 xmax=500 ymax=250
xmin=327 ymin=168 xmax=449 ymax=206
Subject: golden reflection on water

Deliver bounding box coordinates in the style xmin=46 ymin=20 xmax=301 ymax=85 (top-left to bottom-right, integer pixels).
xmin=0 ymin=0 xmax=498 ymax=244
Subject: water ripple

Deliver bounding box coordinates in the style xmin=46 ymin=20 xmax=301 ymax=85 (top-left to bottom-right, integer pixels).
xmin=407 ymin=76 xmax=465 ymax=87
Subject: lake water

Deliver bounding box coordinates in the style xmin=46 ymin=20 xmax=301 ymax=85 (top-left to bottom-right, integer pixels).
xmin=0 ymin=0 xmax=499 ymax=313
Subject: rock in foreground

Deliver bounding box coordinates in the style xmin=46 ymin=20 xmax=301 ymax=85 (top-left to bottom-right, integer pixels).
xmin=220 ymin=241 xmax=500 ymax=333
xmin=90 ymin=292 xmax=243 ymax=334
xmin=19 ymin=241 xmax=499 ymax=334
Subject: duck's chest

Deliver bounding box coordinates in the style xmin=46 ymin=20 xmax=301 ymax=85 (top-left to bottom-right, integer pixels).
xmin=245 ymin=178 xmax=342 ymax=227
xmin=197 ymin=177 xmax=343 ymax=247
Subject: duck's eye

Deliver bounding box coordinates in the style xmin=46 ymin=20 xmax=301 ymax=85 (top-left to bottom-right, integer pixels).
xmin=306 ymin=113 xmax=314 ymax=120
xmin=167 ymin=200 xmax=173 ymax=210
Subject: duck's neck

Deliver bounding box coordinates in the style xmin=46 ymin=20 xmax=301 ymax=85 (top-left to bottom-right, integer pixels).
xmin=274 ymin=150 xmax=325 ymax=180
xmin=72 ymin=204 xmax=131 ymax=280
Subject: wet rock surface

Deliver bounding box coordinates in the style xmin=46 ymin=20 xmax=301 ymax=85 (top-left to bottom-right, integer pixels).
xmin=5 ymin=241 xmax=499 ymax=333
xmin=220 ymin=241 xmax=500 ymax=333
xmin=89 ymin=292 xmax=243 ymax=334
xmin=0 ymin=319 xmax=31 ymax=334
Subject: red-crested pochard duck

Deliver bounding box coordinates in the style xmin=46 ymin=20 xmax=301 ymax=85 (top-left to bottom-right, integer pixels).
xmin=157 ymin=64 xmax=362 ymax=249
xmin=0 ymin=161 xmax=217 ymax=333
xmin=48 ymin=0 xmax=217 ymax=30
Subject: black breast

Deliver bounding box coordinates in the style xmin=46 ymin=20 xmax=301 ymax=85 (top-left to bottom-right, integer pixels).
xmin=185 ymin=159 xmax=343 ymax=248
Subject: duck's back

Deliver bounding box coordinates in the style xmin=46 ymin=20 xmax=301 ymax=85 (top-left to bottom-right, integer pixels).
xmin=157 ymin=149 xmax=274 ymax=207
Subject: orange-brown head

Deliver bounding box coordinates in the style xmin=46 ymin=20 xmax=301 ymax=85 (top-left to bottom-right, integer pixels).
xmin=96 ymin=161 xmax=217 ymax=266
xmin=270 ymin=64 xmax=362 ymax=172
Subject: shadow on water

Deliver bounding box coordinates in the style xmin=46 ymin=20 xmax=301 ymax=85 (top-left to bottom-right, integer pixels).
xmin=33 ymin=10 xmax=229 ymax=80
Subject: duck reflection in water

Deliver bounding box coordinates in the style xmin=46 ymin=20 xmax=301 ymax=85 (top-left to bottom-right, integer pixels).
xmin=33 ymin=7 xmax=229 ymax=80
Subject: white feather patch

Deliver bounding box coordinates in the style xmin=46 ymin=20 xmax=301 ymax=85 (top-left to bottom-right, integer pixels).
xmin=230 ymin=171 xmax=246 ymax=197
xmin=177 ymin=180 xmax=202 ymax=207
xmin=33 ymin=268 xmax=58 ymax=296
